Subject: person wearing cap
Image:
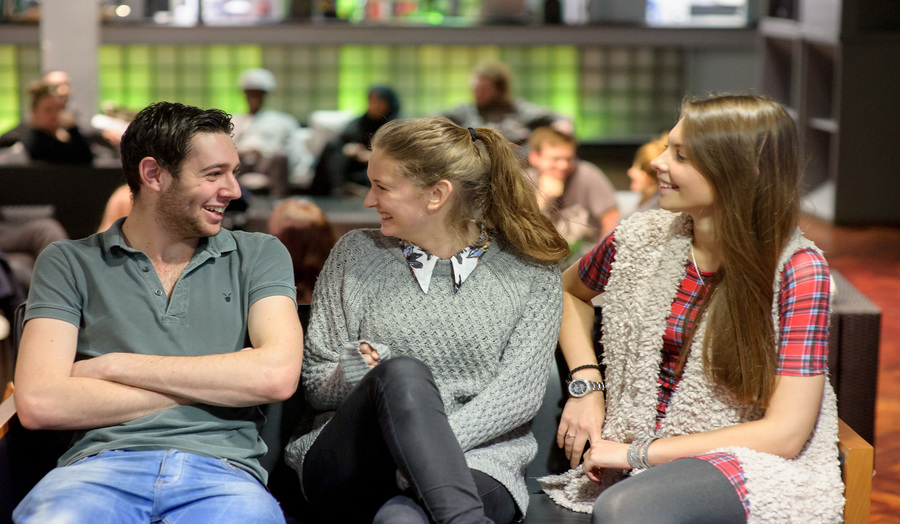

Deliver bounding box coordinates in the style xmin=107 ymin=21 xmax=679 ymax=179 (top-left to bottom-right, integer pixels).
xmin=232 ymin=68 xmax=312 ymax=195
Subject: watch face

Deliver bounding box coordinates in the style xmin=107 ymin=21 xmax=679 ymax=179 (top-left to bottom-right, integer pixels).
xmin=569 ymin=379 xmax=588 ymax=397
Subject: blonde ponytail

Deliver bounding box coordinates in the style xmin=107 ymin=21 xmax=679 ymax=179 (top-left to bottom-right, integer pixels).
xmin=474 ymin=127 xmax=569 ymax=262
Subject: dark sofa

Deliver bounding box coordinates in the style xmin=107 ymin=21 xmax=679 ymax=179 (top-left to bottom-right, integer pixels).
xmin=0 ymin=161 xmax=124 ymax=240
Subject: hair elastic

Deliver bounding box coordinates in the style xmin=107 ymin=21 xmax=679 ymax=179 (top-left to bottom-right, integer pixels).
xmin=468 ymin=127 xmax=478 ymax=142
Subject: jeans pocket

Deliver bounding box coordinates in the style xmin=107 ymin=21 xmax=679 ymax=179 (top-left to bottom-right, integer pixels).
xmin=219 ymin=458 xmax=262 ymax=485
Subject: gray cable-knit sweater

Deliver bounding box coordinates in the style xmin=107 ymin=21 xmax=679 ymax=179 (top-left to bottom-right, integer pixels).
xmin=285 ymin=229 xmax=563 ymax=515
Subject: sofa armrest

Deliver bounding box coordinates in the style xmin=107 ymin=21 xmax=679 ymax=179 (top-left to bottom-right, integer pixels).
xmin=838 ymin=417 xmax=874 ymax=524
xmin=828 ymin=270 xmax=880 ymax=445
xmin=0 ymin=383 xmax=14 ymax=439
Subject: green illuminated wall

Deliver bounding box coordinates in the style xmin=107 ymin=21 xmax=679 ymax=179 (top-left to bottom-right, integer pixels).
xmin=0 ymin=45 xmax=18 ymax=134
xmin=1 ymin=43 xmax=683 ymax=141
xmin=98 ymin=44 xmax=264 ymax=114
xmin=0 ymin=44 xmax=40 ymax=134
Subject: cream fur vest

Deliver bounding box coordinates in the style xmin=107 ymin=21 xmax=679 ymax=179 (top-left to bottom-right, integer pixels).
xmin=541 ymin=210 xmax=844 ymax=522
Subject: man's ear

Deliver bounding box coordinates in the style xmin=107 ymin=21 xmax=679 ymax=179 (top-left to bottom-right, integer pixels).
xmin=426 ymin=179 xmax=453 ymax=212
xmin=528 ymin=149 xmax=540 ymax=167
xmin=138 ymin=157 xmax=168 ymax=193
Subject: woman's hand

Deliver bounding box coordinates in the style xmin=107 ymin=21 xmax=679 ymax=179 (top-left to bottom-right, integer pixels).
xmin=557 ymin=392 xmax=606 ymax=468
xmin=359 ymin=342 xmax=380 ymax=369
xmin=582 ymin=439 xmax=629 ymax=484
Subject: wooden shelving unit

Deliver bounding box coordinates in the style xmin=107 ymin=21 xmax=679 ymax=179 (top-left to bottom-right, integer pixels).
xmin=761 ymin=0 xmax=900 ymax=225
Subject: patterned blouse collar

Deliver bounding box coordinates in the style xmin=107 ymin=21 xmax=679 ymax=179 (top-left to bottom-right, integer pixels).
xmin=400 ymin=229 xmax=493 ymax=294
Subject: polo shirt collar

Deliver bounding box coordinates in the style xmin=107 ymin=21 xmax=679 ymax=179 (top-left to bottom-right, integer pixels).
xmin=100 ymin=217 xmax=237 ymax=258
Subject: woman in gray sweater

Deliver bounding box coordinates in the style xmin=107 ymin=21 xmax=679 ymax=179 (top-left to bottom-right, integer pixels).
xmin=286 ymin=116 xmax=569 ymax=523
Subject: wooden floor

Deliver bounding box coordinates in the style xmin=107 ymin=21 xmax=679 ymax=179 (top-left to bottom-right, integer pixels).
xmin=800 ymin=215 xmax=900 ymax=523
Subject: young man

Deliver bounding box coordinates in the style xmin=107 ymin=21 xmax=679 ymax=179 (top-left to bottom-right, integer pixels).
xmin=13 ymin=101 xmax=302 ymax=523
xmin=527 ymin=126 xmax=619 ymax=259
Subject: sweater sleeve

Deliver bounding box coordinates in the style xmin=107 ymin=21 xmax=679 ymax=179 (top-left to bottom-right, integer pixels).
xmin=301 ymin=232 xmax=392 ymax=411
xmin=447 ymin=263 xmax=562 ymax=452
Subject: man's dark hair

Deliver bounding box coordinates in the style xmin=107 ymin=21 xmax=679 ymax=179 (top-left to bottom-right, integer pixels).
xmin=120 ymin=102 xmax=233 ymax=196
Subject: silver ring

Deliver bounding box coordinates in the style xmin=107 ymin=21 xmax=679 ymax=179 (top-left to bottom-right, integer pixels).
xmin=565 ymin=433 xmax=574 ymax=439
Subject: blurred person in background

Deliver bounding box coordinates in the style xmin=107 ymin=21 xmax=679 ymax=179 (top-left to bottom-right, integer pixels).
xmin=267 ymin=198 xmax=338 ymax=304
xmin=232 ymin=68 xmax=313 ymax=195
xmin=622 ymin=132 xmax=667 ymax=219
xmin=22 ymin=80 xmax=93 ymax=165
xmin=309 ymin=85 xmax=401 ymax=196
xmin=527 ymin=126 xmax=618 ymax=263
xmin=44 ymin=70 xmax=126 ymax=155
xmin=442 ymin=60 xmax=571 ymax=144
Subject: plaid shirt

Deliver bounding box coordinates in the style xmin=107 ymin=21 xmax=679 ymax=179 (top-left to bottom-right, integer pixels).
xmin=578 ymin=233 xmax=830 ymax=516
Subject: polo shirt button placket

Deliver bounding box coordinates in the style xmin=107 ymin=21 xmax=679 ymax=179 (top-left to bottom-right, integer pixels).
xmin=155 ymin=289 xmax=163 ymax=296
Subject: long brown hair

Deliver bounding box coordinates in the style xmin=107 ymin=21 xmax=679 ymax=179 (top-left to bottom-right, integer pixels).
xmin=679 ymin=94 xmax=800 ymax=407
xmin=370 ymin=117 xmax=569 ymax=263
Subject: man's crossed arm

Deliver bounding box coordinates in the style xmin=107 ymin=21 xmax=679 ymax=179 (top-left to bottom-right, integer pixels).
xmin=14 ymin=294 xmax=302 ymax=431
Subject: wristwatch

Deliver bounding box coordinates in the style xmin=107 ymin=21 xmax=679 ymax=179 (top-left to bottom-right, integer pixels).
xmin=567 ymin=378 xmax=605 ymax=398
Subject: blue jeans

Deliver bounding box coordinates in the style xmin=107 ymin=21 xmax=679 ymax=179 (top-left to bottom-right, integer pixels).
xmin=13 ymin=449 xmax=285 ymax=524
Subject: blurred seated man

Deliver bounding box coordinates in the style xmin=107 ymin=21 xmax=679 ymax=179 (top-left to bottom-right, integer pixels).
xmin=442 ymin=60 xmax=571 ymax=144
xmin=12 ymin=101 xmax=302 ymax=523
xmin=1 ymin=71 xmax=72 ymax=149
xmin=22 ymin=80 xmax=93 ymax=164
xmin=46 ymin=70 xmax=129 ymax=156
xmin=232 ymin=68 xmax=312 ymax=196
xmin=526 ymin=126 xmax=618 ymax=260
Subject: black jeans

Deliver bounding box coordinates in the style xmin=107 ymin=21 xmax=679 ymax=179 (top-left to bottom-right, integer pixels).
xmin=302 ymin=356 xmax=515 ymax=524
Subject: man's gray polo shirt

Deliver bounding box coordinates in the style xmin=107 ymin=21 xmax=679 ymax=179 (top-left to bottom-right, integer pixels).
xmin=25 ymin=219 xmax=296 ymax=484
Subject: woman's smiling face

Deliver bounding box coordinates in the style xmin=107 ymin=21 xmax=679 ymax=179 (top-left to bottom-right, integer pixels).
xmin=651 ymin=119 xmax=715 ymax=219
xmin=363 ymin=149 xmax=432 ymax=243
